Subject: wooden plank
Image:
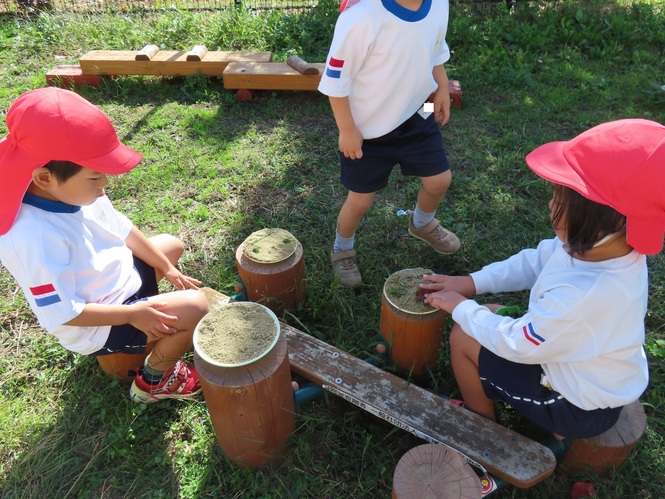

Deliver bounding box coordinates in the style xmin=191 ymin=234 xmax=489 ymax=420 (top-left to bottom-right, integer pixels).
xmin=222 ymin=61 xmax=325 ymax=91
xmin=200 ymin=288 xmax=556 ymax=489
xmin=79 ymin=50 xmax=272 ymax=77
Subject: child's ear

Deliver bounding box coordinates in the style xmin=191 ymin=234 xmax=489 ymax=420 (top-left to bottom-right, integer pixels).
xmin=31 ymin=167 xmax=55 ymax=189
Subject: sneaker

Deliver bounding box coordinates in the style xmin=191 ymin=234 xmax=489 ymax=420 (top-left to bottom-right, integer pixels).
xmin=130 ymin=360 xmax=202 ymax=403
xmin=331 ymin=249 xmax=362 ymax=287
xmin=408 ymin=213 xmax=460 ymax=255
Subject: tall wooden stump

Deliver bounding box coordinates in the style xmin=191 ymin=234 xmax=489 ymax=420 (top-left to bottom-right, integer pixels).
xmin=392 ymin=444 xmax=482 ymax=499
xmin=380 ymin=269 xmax=447 ymax=377
xmin=561 ymin=399 xmax=647 ymax=474
xmin=195 ymin=332 xmax=295 ymax=468
xmin=236 ymin=228 xmax=306 ymax=314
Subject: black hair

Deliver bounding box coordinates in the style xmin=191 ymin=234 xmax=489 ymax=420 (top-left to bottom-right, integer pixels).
xmin=43 ymin=160 xmax=83 ymax=183
xmin=551 ymin=183 xmax=626 ymax=256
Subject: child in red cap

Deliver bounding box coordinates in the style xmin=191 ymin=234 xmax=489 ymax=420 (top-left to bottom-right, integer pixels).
xmin=419 ymin=119 xmax=664 ymax=439
xmin=0 ymin=88 xmax=209 ymax=403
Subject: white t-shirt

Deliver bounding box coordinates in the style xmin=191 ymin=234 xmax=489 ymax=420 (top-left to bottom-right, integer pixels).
xmin=318 ymin=0 xmax=450 ymax=139
xmin=0 ymin=194 xmax=142 ymax=354
xmin=452 ymin=237 xmax=649 ymax=411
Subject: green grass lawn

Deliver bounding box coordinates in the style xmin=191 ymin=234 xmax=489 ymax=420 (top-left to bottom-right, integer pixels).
xmin=1 ymin=0 xmax=664 ymax=497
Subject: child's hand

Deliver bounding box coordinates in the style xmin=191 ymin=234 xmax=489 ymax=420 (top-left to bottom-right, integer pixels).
xmin=418 ymin=274 xmax=475 ymax=298
xmin=129 ymin=300 xmax=178 ymax=339
xmin=432 ymin=89 xmax=450 ymax=126
xmin=164 ymin=266 xmax=202 ymax=290
xmin=339 ymin=127 xmax=364 ymax=159
xmin=424 ymin=290 xmax=467 ymax=313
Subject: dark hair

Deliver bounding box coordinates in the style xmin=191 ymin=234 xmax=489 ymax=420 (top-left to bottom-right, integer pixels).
xmin=43 ymin=160 xmax=83 ymax=183
xmin=551 ymin=184 xmax=626 ymax=256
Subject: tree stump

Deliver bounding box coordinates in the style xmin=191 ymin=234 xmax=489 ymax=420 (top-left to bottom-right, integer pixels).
xmin=560 ymin=399 xmax=647 ymax=474
xmin=96 ymin=343 xmax=152 ymax=383
xmin=194 ymin=330 xmax=295 ymax=469
xmin=392 ymin=444 xmax=482 ymax=499
xmin=236 ymin=229 xmax=306 ymax=314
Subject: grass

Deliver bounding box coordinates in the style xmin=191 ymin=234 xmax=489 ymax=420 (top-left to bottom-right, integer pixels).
xmin=1 ymin=0 xmax=665 ymax=497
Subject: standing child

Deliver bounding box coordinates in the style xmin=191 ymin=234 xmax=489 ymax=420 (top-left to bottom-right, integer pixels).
xmin=0 ymin=87 xmax=209 ymax=403
xmin=419 ymin=119 xmax=663 ymax=439
xmin=318 ymin=0 xmax=460 ymax=287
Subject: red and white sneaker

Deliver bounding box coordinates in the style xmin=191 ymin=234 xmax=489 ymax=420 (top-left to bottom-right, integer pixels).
xmin=130 ymin=360 xmax=202 ymax=403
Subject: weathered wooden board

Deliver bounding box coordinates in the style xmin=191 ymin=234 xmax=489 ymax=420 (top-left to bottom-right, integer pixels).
xmin=79 ymin=50 xmax=272 ymax=77
xmin=222 ymin=62 xmax=326 ymax=91
xmin=200 ymin=287 xmax=556 ymax=489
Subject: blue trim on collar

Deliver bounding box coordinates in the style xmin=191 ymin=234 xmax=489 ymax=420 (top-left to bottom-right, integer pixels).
xmin=381 ymin=0 xmax=430 ymax=22
xmin=22 ymin=193 xmax=81 ymax=213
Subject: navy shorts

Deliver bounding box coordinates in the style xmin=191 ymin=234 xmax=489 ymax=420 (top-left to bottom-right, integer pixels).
xmin=340 ymin=107 xmax=450 ymax=194
xmin=90 ymin=256 xmax=159 ymax=357
xmin=478 ymin=347 xmax=622 ymax=439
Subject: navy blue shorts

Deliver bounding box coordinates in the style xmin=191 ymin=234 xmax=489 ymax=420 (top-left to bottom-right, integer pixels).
xmin=90 ymin=256 xmax=158 ymax=357
xmin=478 ymin=347 xmax=622 ymax=439
xmin=340 ymin=108 xmax=450 ymax=194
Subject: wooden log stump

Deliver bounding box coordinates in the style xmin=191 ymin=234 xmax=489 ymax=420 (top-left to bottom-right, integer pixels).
xmin=286 ymin=55 xmax=320 ymax=75
xmin=560 ymin=399 xmax=647 ymax=474
xmin=96 ymin=343 xmax=152 ymax=383
xmin=194 ymin=329 xmax=296 ymax=469
xmin=236 ymin=229 xmax=306 ymax=314
xmin=379 ymin=269 xmax=447 ymax=377
xmin=392 ymin=444 xmax=482 ymax=499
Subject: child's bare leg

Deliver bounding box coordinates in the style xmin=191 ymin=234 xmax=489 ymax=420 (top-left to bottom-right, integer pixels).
xmin=336 ymin=191 xmax=376 ymax=238
xmin=449 ymin=324 xmax=496 ymax=420
xmin=149 ymin=234 xmax=185 ymax=273
xmin=417 ymin=170 xmax=451 ymax=212
xmin=145 ymin=289 xmax=209 ymax=372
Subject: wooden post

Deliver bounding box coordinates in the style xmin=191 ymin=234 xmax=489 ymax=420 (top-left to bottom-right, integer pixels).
xmin=286 ymin=55 xmax=320 ymax=75
xmin=380 ymin=292 xmax=446 ymax=378
xmin=186 ymin=45 xmax=208 ymax=61
xmin=560 ymin=400 xmax=647 ymax=474
xmin=392 ymin=444 xmax=482 ymax=498
xmin=96 ymin=343 xmax=152 ymax=383
xmin=235 ymin=232 xmax=306 ymax=314
xmin=194 ymin=331 xmax=296 ymax=469
xmin=135 ymin=44 xmax=159 ymax=61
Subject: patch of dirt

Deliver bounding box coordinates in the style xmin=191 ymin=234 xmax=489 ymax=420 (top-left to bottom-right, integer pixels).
xmin=242 ymin=228 xmax=297 ymax=263
xmin=383 ymin=267 xmax=436 ymax=314
xmin=195 ymin=302 xmax=278 ymax=366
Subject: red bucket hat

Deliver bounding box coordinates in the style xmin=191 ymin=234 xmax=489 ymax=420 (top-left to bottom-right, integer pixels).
xmin=0 ymin=87 xmax=142 ymax=235
xmin=526 ymin=119 xmax=665 ymax=255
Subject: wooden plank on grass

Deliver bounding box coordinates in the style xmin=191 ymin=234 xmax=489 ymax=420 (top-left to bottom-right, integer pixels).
xmin=79 ymin=50 xmax=272 ymax=77
xmin=200 ymin=287 xmax=557 ymax=489
xmin=222 ymin=62 xmax=326 ymax=91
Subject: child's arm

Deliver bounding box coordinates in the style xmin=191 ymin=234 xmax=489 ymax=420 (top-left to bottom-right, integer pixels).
xmin=431 ymin=64 xmax=451 ymax=125
xmin=64 ymin=300 xmax=179 ymax=340
xmin=125 ymin=226 xmax=201 ymax=290
xmin=329 ymin=96 xmax=364 ymax=160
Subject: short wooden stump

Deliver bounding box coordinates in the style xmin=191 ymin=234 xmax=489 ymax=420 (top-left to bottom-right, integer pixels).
xmin=96 ymin=344 xmax=152 ymax=383
xmin=561 ymin=399 xmax=647 ymax=474
xmin=380 ymin=269 xmax=447 ymax=377
xmin=392 ymin=444 xmax=482 ymax=499
xmin=194 ymin=331 xmax=296 ymax=469
xmin=236 ymin=229 xmax=306 ymax=314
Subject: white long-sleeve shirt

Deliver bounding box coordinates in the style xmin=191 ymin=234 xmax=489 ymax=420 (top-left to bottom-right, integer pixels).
xmin=452 ymin=237 xmax=649 ymax=411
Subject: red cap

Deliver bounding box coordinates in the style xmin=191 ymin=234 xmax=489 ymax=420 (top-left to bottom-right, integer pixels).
xmin=0 ymin=87 xmax=142 ymax=235
xmin=526 ymin=119 xmax=665 ymax=255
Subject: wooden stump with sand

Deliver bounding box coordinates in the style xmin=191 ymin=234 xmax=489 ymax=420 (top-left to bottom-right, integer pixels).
xmin=380 ymin=268 xmax=447 ymax=377
xmin=193 ymin=301 xmax=296 ymax=469
xmin=236 ymin=228 xmax=306 ymax=313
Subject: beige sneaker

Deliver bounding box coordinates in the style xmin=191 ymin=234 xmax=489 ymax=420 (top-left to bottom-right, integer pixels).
xmin=331 ymin=249 xmax=362 ymax=287
xmin=408 ymin=213 xmax=460 ymax=254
